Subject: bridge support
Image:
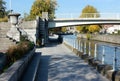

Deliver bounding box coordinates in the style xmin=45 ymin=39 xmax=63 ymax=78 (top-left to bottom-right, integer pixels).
xmin=36 ymin=17 xmax=49 ymax=46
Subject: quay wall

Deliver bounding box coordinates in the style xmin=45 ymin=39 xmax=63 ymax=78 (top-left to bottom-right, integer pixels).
xmin=77 ymin=34 xmax=120 ymax=44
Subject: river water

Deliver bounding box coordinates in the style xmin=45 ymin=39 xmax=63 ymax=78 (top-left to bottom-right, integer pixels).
xmin=63 ymin=35 xmax=120 ymax=70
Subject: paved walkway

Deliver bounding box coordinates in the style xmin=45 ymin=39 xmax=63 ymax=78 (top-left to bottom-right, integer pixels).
xmin=35 ymin=43 xmax=110 ymax=81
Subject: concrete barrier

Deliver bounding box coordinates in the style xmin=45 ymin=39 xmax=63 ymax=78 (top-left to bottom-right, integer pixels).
xmin=0 ymin=47 xmax=35 ymax=81
xmin=0 ymin=54 xmax=6 ymax=73
xmin=21 ymin=52 xmax=41 ymax=81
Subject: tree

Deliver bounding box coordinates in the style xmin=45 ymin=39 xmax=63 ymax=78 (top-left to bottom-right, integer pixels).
xmin=88 ymin=25 xmax=101 ymax=33
xmin=29 ymin=0 xmax=57 ymax=20
xmin=0 ymin=0 xmax=6 ymax=18
xmin=76 ymin=5 xmax=100 ymax=33
xmin=61 ymin=27 xmax=67 ymax=33
xmin=80 ymin=5 xmax=100 ymax=18
xmin=76 ymin=25 xmax=89 ymax=33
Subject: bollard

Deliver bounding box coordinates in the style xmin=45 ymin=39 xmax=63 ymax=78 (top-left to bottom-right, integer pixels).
xmin=96 ymin=45 xmax=106 ymax=74
xmin=94 ymin=43 xmax=97 ymax=60
xmin=89 ymin=42 xmax=91 ymax=56
xmin=87 ymin=42 xmax=94 ymax=64
xmin=106 ymin=47 xmax=118 ymax=81
xmin=80 ymin=41 xmax=83 ymax=52
xmin=113 ymin=47 xmax=117 ymax=71
xmin=92 ymin=43 xmax=100 ymax=68
xmin=72 ymin=39 xmax=75 ymax=51
xmin=102 ymin=46 xmax=105 ymax=64
xmin=73 ymin=39 xmax=75 ymax=48
xmin=84 ymin=42 xmax=86 ymax=55
xmin=74 ymin=39 xmax=76 ymax=49
xmin=77 ymin=39 xmax=79 ymax=50
xmin=81 ymin=42 xmax=88 ymax=59
xmin=78 ymin=40 xmax=80 ymax=51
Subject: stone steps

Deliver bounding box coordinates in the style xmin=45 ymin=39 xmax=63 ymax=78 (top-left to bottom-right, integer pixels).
xmin=0 ymin=26 xmax=15 ymax=52
xmin=0 ymin=37 xmax=16 ymax=52
xmin=0 ymin=27 xmax=10 ymax=37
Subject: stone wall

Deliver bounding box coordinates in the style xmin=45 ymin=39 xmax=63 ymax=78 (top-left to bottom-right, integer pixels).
xmin=20 ymin=20 xmax=36 ymax=29
xmin=78 ymin=34 xmax=120 ymax=44
xmin=0 ymin=22 xmax=11 ymax=29
xmin=0 ymin=20 xmax=37 ymax=43
xmin=0 ymin=20 xmax=36 ymax=29
xmin=91 ymin=34 xmax=120 ymax=44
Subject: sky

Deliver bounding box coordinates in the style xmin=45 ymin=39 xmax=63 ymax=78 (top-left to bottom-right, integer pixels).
xmin=4 ymin=0 xmax=120 ymax=18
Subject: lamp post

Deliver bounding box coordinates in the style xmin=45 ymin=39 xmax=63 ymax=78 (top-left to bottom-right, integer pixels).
xmin=9 ymin=0 xmax=13 ymax=13
xmin=7 ymin=13 xmax=21 ymax=41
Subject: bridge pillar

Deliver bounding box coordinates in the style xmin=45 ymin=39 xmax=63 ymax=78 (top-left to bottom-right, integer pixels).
xmin=37 ymin=17 xmax=49 ymax=46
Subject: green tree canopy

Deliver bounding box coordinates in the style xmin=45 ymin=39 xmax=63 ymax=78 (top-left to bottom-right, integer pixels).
xmin=0 ymin=0 xmax=6 ymax=18
xmin=88 ymin=25 xmax=101 ymax=33
xmin=76 ymin=25 xmax=89 ymax=33
xmin=61 ymin=27 xmax=67 ymax=33
xmin=76 ymin=5 xmax=100 ymax=33
xmin=29 ymin=0 xmax=57 ymax=20
xmin=80 ymin=5 xmax=100 ymax=18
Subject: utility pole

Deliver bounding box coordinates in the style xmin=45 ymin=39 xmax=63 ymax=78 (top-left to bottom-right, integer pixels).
xmin=10 ymin=0 xmax=13 ymax=13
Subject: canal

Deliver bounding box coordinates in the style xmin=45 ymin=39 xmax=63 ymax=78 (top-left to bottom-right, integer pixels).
xmin=63 ymin=35 xmax=120 ymax=70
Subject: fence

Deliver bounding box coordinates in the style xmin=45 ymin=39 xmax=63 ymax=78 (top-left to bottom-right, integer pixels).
xmin=63 ymin=36 xmax=120 ymax=71
xmin=55 ymin=13 xmax=120 ymax=19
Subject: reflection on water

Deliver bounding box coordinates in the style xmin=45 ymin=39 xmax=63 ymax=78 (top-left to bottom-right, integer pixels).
xmin=63 ymin=35 xmax=120 ymax=70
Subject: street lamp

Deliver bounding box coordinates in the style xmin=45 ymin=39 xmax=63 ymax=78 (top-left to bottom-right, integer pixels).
xmin=9 ymin=0 xmax=13 ymax=13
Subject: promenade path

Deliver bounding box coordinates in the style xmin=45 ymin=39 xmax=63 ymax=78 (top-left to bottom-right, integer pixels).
xmin=35 ymin=43 xmax=109 ymax=81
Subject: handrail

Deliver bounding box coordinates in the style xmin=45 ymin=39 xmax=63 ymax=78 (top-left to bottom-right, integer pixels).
xmin=16 ymin=25 xmax=34 ymax=42
xmin=55 ymin=13 xmax=120 ymax=19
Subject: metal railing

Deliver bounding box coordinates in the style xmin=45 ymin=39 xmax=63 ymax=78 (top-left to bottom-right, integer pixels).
xmin=63 ymin=37 xmax=120 ymax=71
xmin=84 ymin=41 xmax=120 ymax=71
xmin=55 ymin=13 xmax=120 ymax=19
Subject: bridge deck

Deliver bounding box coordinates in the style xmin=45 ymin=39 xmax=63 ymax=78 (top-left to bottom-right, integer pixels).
xmin=35 ymin=43 xmax=109 ymax=81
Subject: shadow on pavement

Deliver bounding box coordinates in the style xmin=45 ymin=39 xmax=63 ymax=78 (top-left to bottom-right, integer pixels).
xmin=35 ymin=55 xmax=51 ymax=81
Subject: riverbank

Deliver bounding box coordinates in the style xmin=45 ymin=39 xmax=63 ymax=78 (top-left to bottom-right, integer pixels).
xmin=77 ymin=34 xmax=120 ymax=44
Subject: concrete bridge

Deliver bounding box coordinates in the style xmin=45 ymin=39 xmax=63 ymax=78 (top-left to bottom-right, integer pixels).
xmin=35 ymin=17 xmax=120 ymax=45
xmin=48 ymin=18 xmax=120 ymax=28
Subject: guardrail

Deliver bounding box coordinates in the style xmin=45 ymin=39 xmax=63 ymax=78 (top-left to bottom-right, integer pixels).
xmin=64 ymin=37 xmax=120 ymax=71
xmin=55 ymin=13 xmax=120 ymax=19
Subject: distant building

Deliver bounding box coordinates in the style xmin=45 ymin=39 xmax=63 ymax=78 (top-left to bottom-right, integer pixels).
xmin=99 ymin=25 xmax=120 ymax=34
xmin=66 ymin=26 xmax=76 ymax=33
xmin=105 ymin=25 xmax=120 ymax=34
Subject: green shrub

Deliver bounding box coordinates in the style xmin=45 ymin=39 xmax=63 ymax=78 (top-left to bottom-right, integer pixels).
xmin=6 ymin=45 xmax=18 ymax=65
xmin=20 ymin=35 xmax=28 ymax=41
xmin=86 ymin=33 xmax=91 ymax=40
xmin=6 ymin=41 xmax=34 ymax=66
xmin=0 ymin=16 xmax=8 ymax=22
xmin=117 ymin=30 xmax=120 ymax=35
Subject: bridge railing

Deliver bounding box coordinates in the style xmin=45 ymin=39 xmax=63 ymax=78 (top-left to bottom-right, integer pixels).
xmin=55 ymin=13 xmax=120 ymax=19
